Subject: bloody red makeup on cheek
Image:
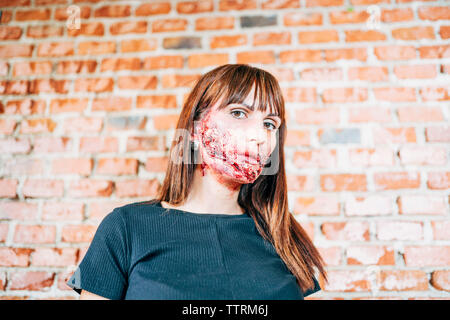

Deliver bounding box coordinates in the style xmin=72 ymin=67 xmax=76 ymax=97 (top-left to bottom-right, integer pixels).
xmin=195 ymin=107 xmax=268 ymax=189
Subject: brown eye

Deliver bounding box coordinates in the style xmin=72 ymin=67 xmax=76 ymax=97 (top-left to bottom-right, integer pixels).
xmin=264 ymin=121 xmax=277 ymax=131
xmin=230 ymin=109 xmax=246 ymax=119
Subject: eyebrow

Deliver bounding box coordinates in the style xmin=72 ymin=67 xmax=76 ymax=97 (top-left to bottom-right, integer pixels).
xmin=233 ymin=102 xmax=280 ymax=118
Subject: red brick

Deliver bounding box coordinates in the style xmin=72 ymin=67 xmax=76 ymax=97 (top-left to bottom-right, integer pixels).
xmin=27 ymin=25 xmax=63 ymax=38
xmin=348 ymin=66 xmax=388 ymax=81
xmin=425 ymin=126 xmax=450 ymax=142
xmin=427 ymin=172 xmax=450 ymax=190
xmin=92 ymin=97 xmax=132 ymax=112
xmin=0 ymin=179 xmax=17 ymax=198
xmin=13 ymin=225 xmax=56 ymax=244
xmin=373 ymin=87 xmax=416 ymax=102
xmin=115 ymin=179 xmax=160 ymax=198
xmin=286 ymin=175 xmax=314 ymax=192
xmin=324 ymin=47 xmax=367 ymax=62
xmin=188 ymin=53 xmax=229 ymax=68
xmin=62 ymin=224 xmax=97 ymax=243
xmin=29 ymin=79 xmax=69 ymax=94
xmin=0 ymin=248 xmax=33 ymax=267
xmin=74 ymin=78 xmax=113 ymax=93
xmin=37 ymin=42 xmax=74 ymax=57
xmin=0 ymin=202 xmax=38 ymax=221
xmin=97 ymin=158 xmax=138 ymax=175
xmin=398 ymin=196 xmax=446 ymax=215
xmin=0 ymin=224 xmax=8 ymax=242
xmin=294 ymin=196 xmax=340 ymax=216
xmin=392 ymin=26 xmax=435 ymax=40
xmin=68 ymin=22 xmax=104 ymax=37
xmin=51 ymin=158 xmax=93 ymax=175
xmin=20 ymin=118 xmax=57 ymax=134
xmin=0 ymin=26 xmax=22 ymax=40
xmin=22 ymin=179 xmax=64 ymax=198
xmin=431 ymin=221 xmax=450 ymax=241
xmin=0 ymin=118 xmax=16 ymax=135
xmin=236 ymin=50 xmax=275 ymax=64
xmin=50 ymin=98 xmax=88 ymax=113
xmin=121 ymin=39 xmax=157 ymax=52
xmin=293 ymin=149 xmax=337 ymax=168
xmin=253 ymin=31 xmax=291 ymax=46
xmin=285 ymin=129 xmax=310 ymax=147
xmin=152 ymin=18 xmax=188 ymax=32
xmin=219 ymin=0 xmax=257 ymax=10
xmin=161 ymin=74 xmax=201 ymax=89
xmin=88 ymin=201 xmax=129 ymax=221
xmin=321 ymin=222 xmax=369 ymax=241
xmin=41 ymin=202 xmax=84 ymax=221
xmin=152 ymin=114 xmax=180 ymax=130
xmin=398 ymin=106 xmax=443 ymax=122
xmin=13 ymin=61 xmax=52 ymax=76
xmin=9 ymin=271 xmax=54 ymax=290
xmin=404 ymin=246 xmax=450 ymax=267
xmin=54 ymin=6 xmax=90 ymax=21
xmin=127 ymin=136 xmax=165 ymax=152
xmin=394 ymin=64 xmax=437 ymax=79
xmin=399 ymin=146 xmax=447 ymax=165
xmin=376 ymin=221 xmax=423 ymax=240
xmin=373 ymin=127 xmax=416 ymax=144
xmin=78 ymin=41 xmax=115 ymax=55
xmin=280 ymin=49 xmax=322 ymax=63
xmin=137 ymin=95 xmax=177 ymax=109
xmin=31 ymin=248 xmax=78 ymax=267
xmin=299 ymin=30 xmax=339 ymax=43
xmin=16 ymin=8 xmax=51 ymax=21
xmin=322 ymin=270 xmax=370 ymax=292
xmin=421 ymin=86 xmax=450 ymax=101
xmin=135 ymin=2 xmax=171 ymax=16
xmin=4 ymin=99 xmax=46 ymax=115
xmin=378 ymin=270 xmax=428 ymax=291
xmin=317 ymin=247 xmax=341 ymax=266
xmin=430 ymin=271 xmax=450 ymax=291
xmin=144 ymin=157 xmax=170 ymax=173
xmin=320 ymin=174 xmax=367 ymax=191
xmin=143 ymin=56 xmax=184 ymax=69
xmin=418 ymin=45 xmax=450 ymax=59
xmin=347 ymin=246 xmax=395 ymax=265
xmin=110 ymin=21 xmax=147 ymax=35
xmin=3 ymin=80 xmax=29 ymax=95
xmin=100 ymin=57 xmax=141 ymax=71
xmin=210 ymin=34 xmax=247 ymax=49
xmin=418 ymin=6 xmax=450 ymax=21
xmin=67 ymin=179 xmax=113 ymax=197
xmin=56 ymin=60 xmax=97 ymax=74
xmin=295 ymin=107 xmax=339 ymax=124
xmin=33 ymin=137 xmax=72 ymax=153
xmin=348 ymin=148 xmax=394 ymax=167
xmin=301 ymin=67 xmax=343 ymax=81
xmin=62 ymin=117 xmax=102 ymax=133
xmin=322 ymin=87 xmax=368 ymax=103
xmin=345 ymin=30 xmax=386 ymax=42
xmin=118 ymin=76 xmax=157 ymax=90
xmin=345 ymin=196 xmax=392 ymax=216
xmin=0 ymin=137 xmax=31 ymax=154
xmin=196 ymin=17 xmax=234 ymax=31
xmin=80 ymin=137 xmax=119 ymax=153
xmin=284 ymin=11 xmax=322 ymax=26
xmin=177 ymin=0 xmax=213 ymax=14
xmin=0 ymin=44 xmax=33 ymax=59
xmin=374 ymin=172 xmax=420 ymax=190
xmin=94 ymin=5 xmax=131 ymax=18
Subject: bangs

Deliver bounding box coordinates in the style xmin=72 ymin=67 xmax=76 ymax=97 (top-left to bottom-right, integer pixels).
xmin=215 ymin=66 xmax=283 ymax=120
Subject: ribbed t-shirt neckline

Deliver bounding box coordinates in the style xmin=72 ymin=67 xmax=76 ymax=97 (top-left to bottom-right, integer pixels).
xmin=154 ymin=200 xmax=251 ymax=219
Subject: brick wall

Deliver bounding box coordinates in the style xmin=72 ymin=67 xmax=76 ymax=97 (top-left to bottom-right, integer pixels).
xmin=0 ymin=0 xmax=449 ymax=300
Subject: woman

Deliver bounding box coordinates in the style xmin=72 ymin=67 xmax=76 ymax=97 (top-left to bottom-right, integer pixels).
xmin=67 ymin=64 xmax=328 ymax=300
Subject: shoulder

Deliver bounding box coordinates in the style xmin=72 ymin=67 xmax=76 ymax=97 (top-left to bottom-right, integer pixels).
xmin=105 ymin=199 xmax=163 ymax=228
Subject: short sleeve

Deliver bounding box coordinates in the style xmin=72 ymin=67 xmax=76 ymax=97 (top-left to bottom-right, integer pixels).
xmin=66 ymin=208 xmax=129 ymax=300
xmin=302 ymin=277 xmax=321 ymax=297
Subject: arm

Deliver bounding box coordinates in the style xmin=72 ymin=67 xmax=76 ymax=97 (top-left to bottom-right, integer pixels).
xmin=79 ymin=289 xmax=109 ymax=300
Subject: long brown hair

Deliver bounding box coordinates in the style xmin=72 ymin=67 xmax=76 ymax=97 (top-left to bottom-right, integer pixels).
xmin=142 ymin=64 xmax=328 ymax=294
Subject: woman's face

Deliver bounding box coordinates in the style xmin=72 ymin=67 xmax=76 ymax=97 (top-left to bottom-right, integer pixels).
xmin=193 ymin=88 xmax=281 ymax=188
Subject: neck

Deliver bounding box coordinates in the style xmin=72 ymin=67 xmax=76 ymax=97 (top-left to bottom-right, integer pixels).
xmin=181 ymin=166 xmax=244 ymax=214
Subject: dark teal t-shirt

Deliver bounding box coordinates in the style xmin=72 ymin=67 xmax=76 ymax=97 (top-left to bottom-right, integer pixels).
xmin=66 ymin=200 xmax=321 ymax=300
